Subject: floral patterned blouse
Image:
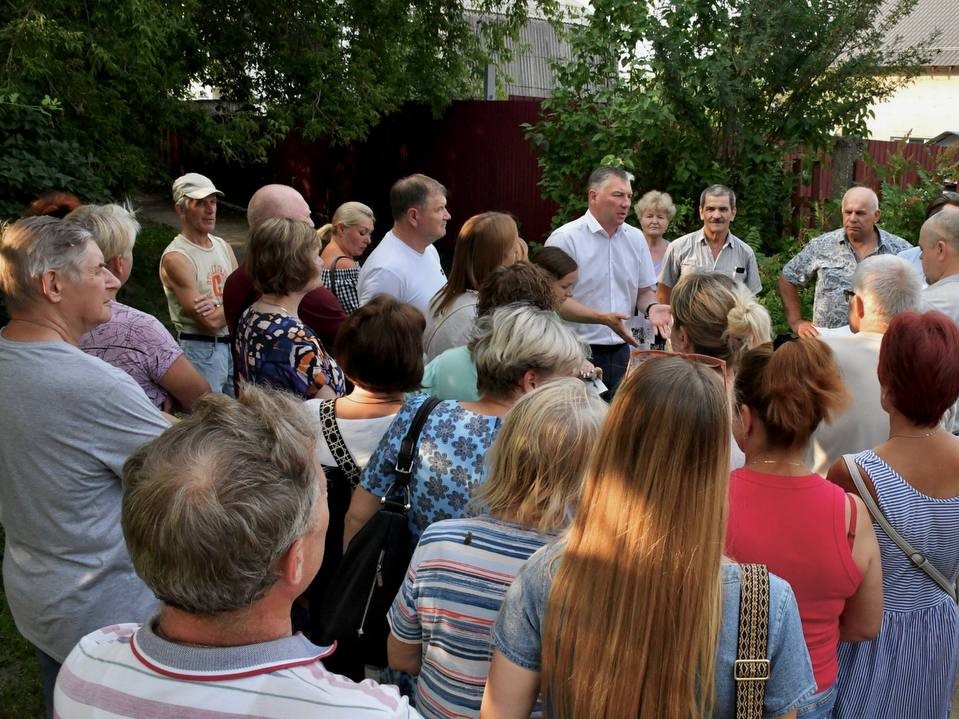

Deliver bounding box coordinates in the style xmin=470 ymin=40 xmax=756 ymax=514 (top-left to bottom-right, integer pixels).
xmin=235 ymin=308 xmax=346 ymax=399
xmin=360 ymin=393 xmax=503 ymax=548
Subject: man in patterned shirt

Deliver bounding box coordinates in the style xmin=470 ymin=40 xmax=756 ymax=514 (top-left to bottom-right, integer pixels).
xmin=778 ymin=186 xmax=911 ymax=337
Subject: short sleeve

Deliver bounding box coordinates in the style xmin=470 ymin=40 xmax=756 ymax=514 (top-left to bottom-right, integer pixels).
xmin=763 ymin=576 xmax=817 ymax=717
xmin=360 ymin=397 xmax=423 ymax=497
xmin=781 ymin=243 xmax=816 ymax=287
xmin=490 ymin=546 xmax=555 ymax=672
xmin=658 ymin=240 xmax=682 ymax=287
xmin=358 ymin=264 xmax=403 ymax=307
xmin=387 ymin=543 xmax=425 ymax=643
xmin=544 ymin=229 xmax=576 ymax=261
xmin=746 ymin=250 xmax=762 ymax=294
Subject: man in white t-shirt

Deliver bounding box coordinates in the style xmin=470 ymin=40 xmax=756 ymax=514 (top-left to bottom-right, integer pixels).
xmin=808 ymin=255 xmax=920 ymax=474
xmin=919 ymin=205 xmax=959 ymax=325
xmin=357 ymin=174 xmax=449 ymax=316
xmin=54 ymin=386 xmax=419 ymax=719
xmin=545 ymin=166 xmax=671 ymax=396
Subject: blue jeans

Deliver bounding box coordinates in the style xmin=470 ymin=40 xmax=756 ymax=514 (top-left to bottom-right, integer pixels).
xmin=179 ymin=337 xmax=234 ymax=396
xmin=34 ymin=645 xmax=60 ymax=719
xmin=796 ymin=682 xmax=837 ymax=719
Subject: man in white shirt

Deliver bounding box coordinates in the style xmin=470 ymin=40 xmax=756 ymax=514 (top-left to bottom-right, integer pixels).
xmin=545 ymin=166 xmax=670 ymax=396
xmin=919 ymin=205 xmax=959 ymax=325
xmin=357 ymin=174 xmax=449 ymax=316
xmin=808 ymin=255 xmax=921 ymax=474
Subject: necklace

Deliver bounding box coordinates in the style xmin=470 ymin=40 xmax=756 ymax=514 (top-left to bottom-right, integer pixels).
xmin=345 ymin=394 xmax=403 ymax=405
xmin=890 ymin=429 xmax=940 ymax=439
xmin=257 ymin=299 xmax=293 ymax=315
xmin=746 ymin=458 xmax=805 ymax=468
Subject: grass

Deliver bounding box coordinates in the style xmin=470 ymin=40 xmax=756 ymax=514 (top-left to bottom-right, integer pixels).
xmin=0 ymin=219 xmax=174 ymax=716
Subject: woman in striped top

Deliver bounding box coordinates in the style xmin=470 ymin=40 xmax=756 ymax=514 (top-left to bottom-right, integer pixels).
xmin=827 ymin=311 xmax=959 ymax=718
xmin=386 ymin=378 xmax=608 ymax=719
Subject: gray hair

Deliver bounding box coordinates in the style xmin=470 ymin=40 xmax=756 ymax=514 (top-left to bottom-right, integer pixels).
xmin=64 ymin=203 xmax=139 ymax=261
xmin=924 ymin=208 xmax=959 ymax=252
xmin=121 ymin=386 xmax=320 ymax=615
xmin=843 ymin=186 xmax=879 ymax=212
xmin=700 ymin=184 xmax=737 ymax=209
xmin=588 ymin=166 xmax=630 ymax=193
xmin=0 ymin=216 xmax=93 ymax=310
xmin=852 ymin=255 xmax=921 ymax=324
xmin=468 ymin=303 xmax=588 ymax=399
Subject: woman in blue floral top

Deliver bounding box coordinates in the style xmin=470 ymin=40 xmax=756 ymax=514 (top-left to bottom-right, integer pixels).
xmin=235 ymin=218 xmax=346 ymax=399
xmin=343 ymin=303 xmax=588 ymax=549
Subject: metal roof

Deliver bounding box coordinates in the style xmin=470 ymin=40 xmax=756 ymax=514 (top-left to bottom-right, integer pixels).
xmin=887 ymin=0 xmax=959 ymax=67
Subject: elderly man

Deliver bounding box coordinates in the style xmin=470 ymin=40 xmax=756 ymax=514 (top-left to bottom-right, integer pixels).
xmin=657 ymin=184 xmax=761 ymax=303
xmin=808 ymin=255 xmax=921 ymax=474
xmin=68 ymin=204 xmax=211 ymax=411
xmin=357 ymin=173 xmax=449 ymax=315
xmin=160 ymin=172 xmax=238 ymax=394
xmin=53 ymin=386 xmax=419 ymax=718
xmin=222 ymin=184 xmax=347 ymax=351
xmin=545 ymin=166 xmax=669 ymax=396
xmin=0 ymin=217 xmax=169 ymax=718
xmin=919 ymin=206 xmax=959 ymax=325
xmin=898 ymin=190 xmax=959 ymax=282
xmin=779 ymin=186 xmax=910 ymax=337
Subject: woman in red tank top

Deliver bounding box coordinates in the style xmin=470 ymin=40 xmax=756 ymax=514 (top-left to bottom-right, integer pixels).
xmin=725 ymin=338 xmax=883 ymax=718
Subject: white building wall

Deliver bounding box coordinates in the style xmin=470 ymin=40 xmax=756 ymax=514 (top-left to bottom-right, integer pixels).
xmin=866 ymin=72 xmax=959 ymax=142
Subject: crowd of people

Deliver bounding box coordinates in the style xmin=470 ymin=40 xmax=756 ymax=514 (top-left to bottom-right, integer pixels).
xmin=1 ymin=168 xmax=959 ymax=719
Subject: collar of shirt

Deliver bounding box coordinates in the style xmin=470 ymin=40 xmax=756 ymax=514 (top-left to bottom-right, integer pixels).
xmin=584 ymin=209 xmax=623 ymax=240
xmin=695 ymin=229 xmax=733 ymax=250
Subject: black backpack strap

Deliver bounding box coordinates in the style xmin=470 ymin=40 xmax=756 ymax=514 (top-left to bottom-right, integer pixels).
xmin=318 ymin=399 xmax=361 ymax=489
xmin=326 ymin=255 xmax=348 ymax=302
xmin=393 ymin=396 xmax=443 ymax=483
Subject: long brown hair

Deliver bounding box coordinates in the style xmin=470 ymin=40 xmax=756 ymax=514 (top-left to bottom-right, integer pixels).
xmin=541 ymin=356 xmax=731 ymax=718
xmin=429 ymin=212 xmax=516 ymax=316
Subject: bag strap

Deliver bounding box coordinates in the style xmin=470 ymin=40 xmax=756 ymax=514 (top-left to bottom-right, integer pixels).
xmin=393 ymin=396 xmax=442 ymax=480
xmin=317 ymin=399 xmax=361 ymax=489
xmin=735 ymin=563 xmax=770 ymax=719
xmin=325 ymin=256 xmax=348 ymax=302
xmin=843 ymin=454 xmax=958 ymax=602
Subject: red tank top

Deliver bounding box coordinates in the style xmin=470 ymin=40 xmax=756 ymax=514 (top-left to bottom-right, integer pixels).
xmin=725 ymin=468 xmax=863 ymax=690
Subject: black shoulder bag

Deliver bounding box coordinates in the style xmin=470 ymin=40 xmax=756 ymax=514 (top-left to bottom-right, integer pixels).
xmin=315 ymin=396 xmax=442 ymax=676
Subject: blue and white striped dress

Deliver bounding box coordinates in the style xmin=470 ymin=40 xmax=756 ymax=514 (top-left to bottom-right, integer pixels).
xmin=833 ymin=450 xmax=959 ymax=718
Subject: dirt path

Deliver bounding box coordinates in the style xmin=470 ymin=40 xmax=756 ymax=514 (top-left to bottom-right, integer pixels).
xmin=136 ymin=193 xmax=249 ymax=262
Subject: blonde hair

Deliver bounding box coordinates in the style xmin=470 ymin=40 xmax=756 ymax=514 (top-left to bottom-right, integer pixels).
xmin=317 ymin=201 xmax=375 ymax=248
xmin=671 ymin=271 xmax=772 ymax=370
xmin=475 ymin=378 xmax=608 ymax=533
xmin=634 ymin=190 xmax=677 ymax=221
xmin=65 ymin=203 xmax=139 ymax=261
xmin=541 ymin=357 xmax=730 ymax=718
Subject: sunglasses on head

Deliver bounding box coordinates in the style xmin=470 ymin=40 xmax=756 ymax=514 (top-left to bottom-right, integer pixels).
xmin=625 ymin=349 xmax=728 ymax=388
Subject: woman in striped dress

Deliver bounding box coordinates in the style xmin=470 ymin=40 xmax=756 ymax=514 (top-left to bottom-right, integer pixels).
xmin=385 ymin=378 xmax=608 ymax=719
xmin=828 ymin=311 xmax=959 ymax=718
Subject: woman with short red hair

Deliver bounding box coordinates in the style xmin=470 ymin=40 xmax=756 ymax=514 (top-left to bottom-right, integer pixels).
xmin=828 ymin=311 xmax=959 ymax=718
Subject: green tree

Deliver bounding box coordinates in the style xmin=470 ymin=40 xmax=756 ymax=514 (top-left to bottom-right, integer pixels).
xmin=0 ymin=0 xmax=198 ymax=213
xmin=527 ymin=0 xmax=932 ymax=249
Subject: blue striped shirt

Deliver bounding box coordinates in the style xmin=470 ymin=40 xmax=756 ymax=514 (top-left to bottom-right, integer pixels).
xmin=388 ymin=516 xmax=555 ymax=719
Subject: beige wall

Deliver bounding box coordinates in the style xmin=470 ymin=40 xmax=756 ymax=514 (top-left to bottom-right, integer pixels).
xmin=866 ymin=72 xmax=959 ymax=142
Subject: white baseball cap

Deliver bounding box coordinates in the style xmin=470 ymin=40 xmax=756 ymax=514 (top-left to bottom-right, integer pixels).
xmin=172 ymin=173 xmax=224 ymax=203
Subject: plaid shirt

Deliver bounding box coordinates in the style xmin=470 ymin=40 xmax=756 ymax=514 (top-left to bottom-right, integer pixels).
xmin=782 ymin=227 xmax=911 ymax=328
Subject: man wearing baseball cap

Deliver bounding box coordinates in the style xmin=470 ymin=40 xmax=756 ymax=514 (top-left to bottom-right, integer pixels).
xmin=160 ymin=173 xmax=238 ymax=395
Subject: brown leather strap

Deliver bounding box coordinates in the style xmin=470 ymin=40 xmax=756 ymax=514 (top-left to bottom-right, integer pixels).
xmin=735 ymin=563 xmax=770 ymax=719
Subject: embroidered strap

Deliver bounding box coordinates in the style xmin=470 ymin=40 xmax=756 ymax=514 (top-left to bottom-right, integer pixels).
xmin=317 ymin=399 xmax=361 ymax=489
xmin=735 ymin=563 xmax=770 ymax=719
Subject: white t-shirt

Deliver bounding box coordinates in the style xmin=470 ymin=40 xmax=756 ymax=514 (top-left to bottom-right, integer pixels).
xmin=423 ymin=291 xmax=478 ymax=362
xmin=545 ymin=210 xmax=656 ymax=345
xmin=303 ymin=400 xmax=397 ymax=469
xmin=357 ymin=230 xmax=446 ymax=317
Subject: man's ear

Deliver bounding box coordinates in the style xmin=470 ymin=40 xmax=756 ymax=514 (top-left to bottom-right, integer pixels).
xmin=39 ymin=269 xmax=64 ymax=304
xmin=853 ymin=294 xmax=866 ymax=321
xmin=279 ymin=537 xmax=306 ymax=588
xmin=406 ymin=206 xmax=419 ymax=228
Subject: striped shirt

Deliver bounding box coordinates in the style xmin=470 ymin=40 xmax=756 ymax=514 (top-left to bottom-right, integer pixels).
xmin=833 ymin=450 xmax=959 ymax=718
xmin=658 ymin=229 xmax=762 ymax=293
xmin=388 ymin=516 xmax=556 ymax=719
xmin=54 ymin=621 xmax=421 ymax=718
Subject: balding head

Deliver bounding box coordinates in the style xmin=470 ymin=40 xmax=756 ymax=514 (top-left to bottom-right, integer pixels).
xmin=842 ymin=187 xmax=881 ymax=243
xmin=843 ymin=186 xmax=879 ymax=212
xmin=919 ymin=209 xmax=959 ymax=284
xmin=247 ymin=185 xmax=312 ymax=230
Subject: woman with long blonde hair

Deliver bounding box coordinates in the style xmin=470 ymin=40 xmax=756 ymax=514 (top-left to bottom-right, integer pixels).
xmin=482 ymin=356 xmax=814 ymax=719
